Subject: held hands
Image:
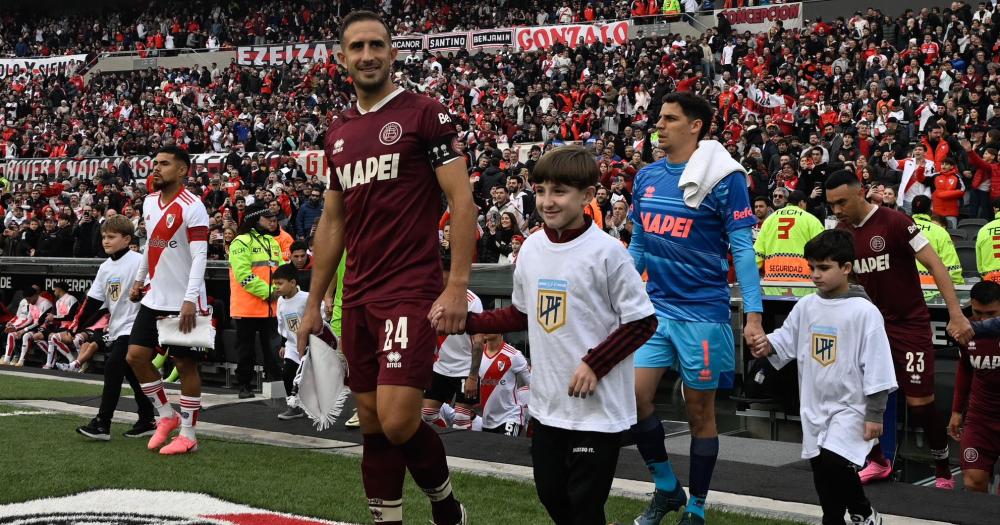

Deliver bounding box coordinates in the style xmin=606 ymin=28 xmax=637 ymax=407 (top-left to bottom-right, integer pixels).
xmin=863 ymin=422 xmax=884 ymax=441
xmin=947 ymin=412 xmax=963 ymax=441
xmin=568 ymin=362 xmax=598 ymax=399
xmin=749 ymin=334 xmax=773 ymax=358
xmin=744 ymin=315 xmax=767 ymax=356
xmin=129 ymin=280 xmax=144 ymax=303
xmin=428 ymin=286 xmax=467 ymax=335
xmin=810 ymin=185 xmax=822 ymax=199
xmin=947 ymin=316 xmax=975 ymax=346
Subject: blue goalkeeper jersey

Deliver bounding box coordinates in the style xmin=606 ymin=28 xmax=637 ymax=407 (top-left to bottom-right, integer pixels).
xmin=628 ymin=158 xmax=757 ymax=323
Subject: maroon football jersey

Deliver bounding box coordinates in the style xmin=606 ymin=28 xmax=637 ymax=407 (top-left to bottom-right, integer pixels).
xmin=837 ymin=206 xmax=930 ymax=324
xmin=324 ymin=88 xmax=461 ymax=307
xmin=957 ymin=338 xmax=1000 ymax=419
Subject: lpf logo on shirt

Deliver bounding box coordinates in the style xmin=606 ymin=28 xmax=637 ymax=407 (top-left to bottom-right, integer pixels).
xmin=285 ymin=313 xmax=300 ymax=334
xmin=536 ymin=279 xmax=568 ymax=333
xmin=106 ymin=278 xmax=122 ymax=302
xmin=811 ymin=325 xmax=838 ymax=367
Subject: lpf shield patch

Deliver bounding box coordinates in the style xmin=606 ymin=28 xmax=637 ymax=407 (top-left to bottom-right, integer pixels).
xmin=107 ymin=278 xmax=122 ymax=302
xmin=811 ymin=325 xmax=837 ymax=367
xmin=285 ymin=313 xmax=301 ymax=334
xmin=536 ymin=279 xmax=568 ymax=333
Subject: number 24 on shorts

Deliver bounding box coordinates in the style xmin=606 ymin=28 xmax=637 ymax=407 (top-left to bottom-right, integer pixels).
xmin=383 ymin=317 xmax=410 ymax=351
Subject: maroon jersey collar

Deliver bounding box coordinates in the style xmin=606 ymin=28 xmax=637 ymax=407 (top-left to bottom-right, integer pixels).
xmin=357 ymin=86 xmax=404 ymax=115
xmin=543 ymin=216 xmax=593 ymax=243
xmin=854 ymin=203 xmax=879 ymax=227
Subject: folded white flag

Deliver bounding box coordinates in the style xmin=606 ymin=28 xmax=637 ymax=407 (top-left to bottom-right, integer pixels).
xmin=295 ymin=331 xmax=350 ymax=431
xmin=156 ymin=315 xmax=215 ymax=349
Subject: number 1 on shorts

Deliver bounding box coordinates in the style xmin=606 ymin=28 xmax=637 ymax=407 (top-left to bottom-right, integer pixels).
xmin=383 ymin=317 xmax=410 ymax=351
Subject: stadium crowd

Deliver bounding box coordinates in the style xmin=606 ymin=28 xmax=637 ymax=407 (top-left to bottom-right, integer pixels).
xmin=3 ymin=2 xmax=1000 ymax=262
xmin=0 ymin=0 xmax=655 ymax=59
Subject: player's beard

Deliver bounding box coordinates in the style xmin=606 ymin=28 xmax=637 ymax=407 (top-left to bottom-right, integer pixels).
xmin=351 ymin=63 xmax=391 ymax=94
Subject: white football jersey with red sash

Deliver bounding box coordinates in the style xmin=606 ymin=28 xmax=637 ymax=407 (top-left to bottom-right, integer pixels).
xmin=140 ymin=190 xmax=210 ymax=312
xmin=479 ymin=343 xmax=530 ymax=429
xmin=433 ymin=290 xmax=483 ymax=377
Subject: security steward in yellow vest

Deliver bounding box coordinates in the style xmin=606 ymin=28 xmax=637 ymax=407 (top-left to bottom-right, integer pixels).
xmin=976 ymin=200 xmax=1000 ymax=284
xmin=910 ymin=195 xmax=964 ymax=299
xmin=229 ymin=203 xmax=287 ymax=398
xmin=754 ymin=190 xmax=825 ymax=282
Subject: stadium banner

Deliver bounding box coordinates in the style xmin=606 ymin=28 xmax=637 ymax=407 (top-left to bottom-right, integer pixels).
xmin=0 ymin=54 xmax=88 ymax=79
xmin=425 ymin=32 xmax=469 ymax=52
xmin=236 ymin=42 xmax=337 ymax=66
xmin=716 ymin=2 xmax=803 ymax=33
xmin=470 ymin=30 xmax=514 ymax=49
xmin=0 ymin=150 xmax=328 ymax=183
xmin=393 ymin=36 xmax=425 ymax=56
xmin=514 ymin=20 xmax=630 ymax=52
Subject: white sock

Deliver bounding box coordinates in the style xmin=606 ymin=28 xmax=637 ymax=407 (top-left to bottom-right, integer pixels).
xmin=45 ymin=342 xmax=57 ymax=367
xmin=140 ymin=380 xmax=175 ymax=419
xmin=51 ymin=334 xmax=74 ymax=361
xmin=179 ymin=395 xmax=200 ymax=440
xmin=453 ymin=406 xmax=473 ymax=430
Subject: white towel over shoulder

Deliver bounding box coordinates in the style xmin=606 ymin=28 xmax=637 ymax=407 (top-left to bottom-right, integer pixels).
xmin=677 ymin=139 xmax=747 ymax=208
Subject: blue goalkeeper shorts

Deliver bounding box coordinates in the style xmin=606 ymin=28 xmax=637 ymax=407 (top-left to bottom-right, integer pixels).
xmin=634 ymin=316 xmax=735 ymax=390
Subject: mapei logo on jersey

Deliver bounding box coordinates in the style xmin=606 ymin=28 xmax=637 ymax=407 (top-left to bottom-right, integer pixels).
xmin=811 ymin=326 xmax=837 ymax=367
xmin=639 ymin=212 xmax=693 ymax=238
xmin=853 ymin=254 xmax=889 ymax=274
xmin=106 ymin=278 xmax=122 ymax=302
xmin=536 ymin=279 xmax=568 ymax=333
xmin=379 ymin=121 xmax=403 ymax=145
xmin=969 ymin=354 xmax=1000 ymax=369
xmin=330 ymin=138 xmax=345 ymax=155
xmin=386 ymin=351 xmax=403 ymax=369
xmin=335 ymin=153 xmax=401 ymax=190
xmin=869 ymin=235 xmax=886 ymax=252
xmin=0 ymin=489 xmax=351 ymax=525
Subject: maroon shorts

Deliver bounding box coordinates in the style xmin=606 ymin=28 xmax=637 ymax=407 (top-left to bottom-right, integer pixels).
xmin=884 ymin=321 xmax=935 ymax=397
xmin=341 ymin=300 xmax=436 ymax=393
xmin=960 ymin=411 xmax=1000 ymax=472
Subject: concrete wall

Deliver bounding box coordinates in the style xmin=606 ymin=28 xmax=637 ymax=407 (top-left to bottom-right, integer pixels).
xmin=86 ymin=50 xmax=237 ymax=79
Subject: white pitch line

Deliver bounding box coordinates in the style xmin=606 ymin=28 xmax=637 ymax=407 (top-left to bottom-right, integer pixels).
xmin=9 ymin=399 xmax=956 ymax=525
xmin=0 ymin=410 xmax=53 ymax=417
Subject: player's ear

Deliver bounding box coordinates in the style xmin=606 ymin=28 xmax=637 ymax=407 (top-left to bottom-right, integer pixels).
xmin=842 ymin=261 xmax=853 ymax=275
xmin=389 ymin=45 xmax=398 ymax=63
xmin=336 ymin=50 xmax=347 ymax=66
